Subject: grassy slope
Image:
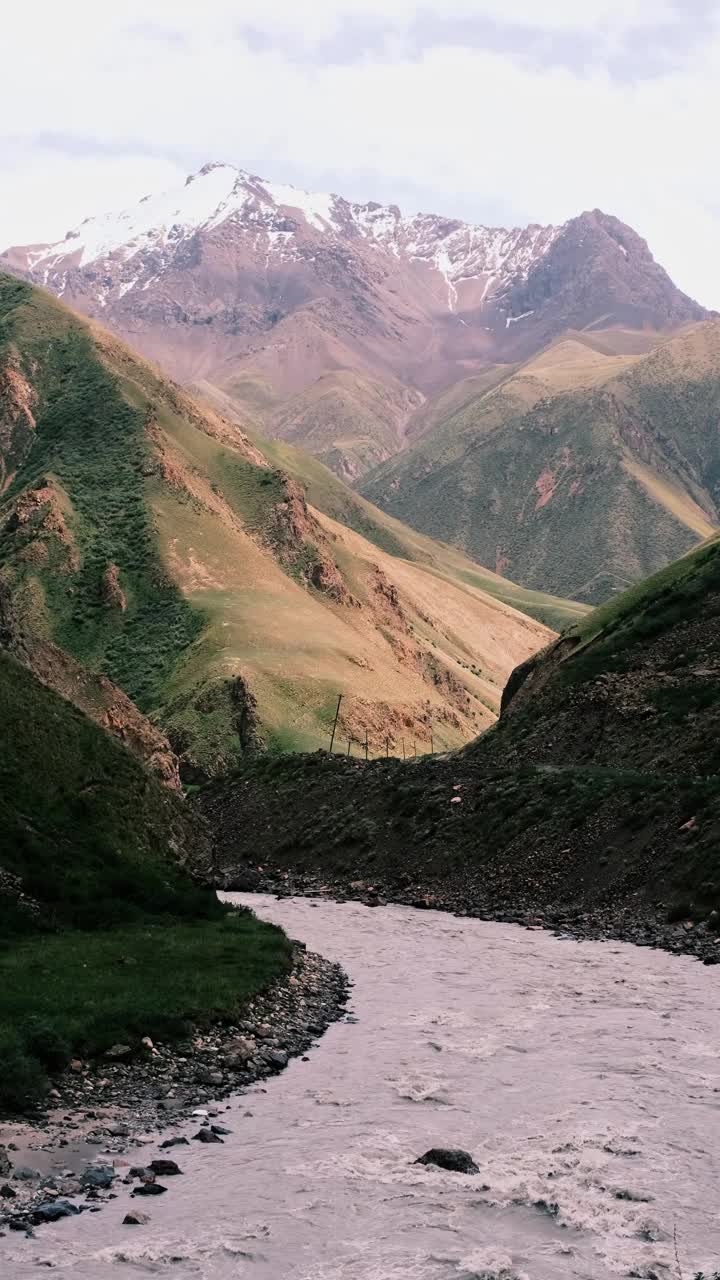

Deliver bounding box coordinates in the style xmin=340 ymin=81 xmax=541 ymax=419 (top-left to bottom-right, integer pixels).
xmin=360 ymin=326 xmax=720 ymax=603
xmin=0 ymin=649 xmax=290 ymax=1110
xmin=201 ymin=535 xmax=720 ymax=927
xmin=0 ymin=275 xmax=576 ymax=776
xmin=243 ymin=430 xmax=585 ymax=632
xmin=268 ymin=369 xmax=418 ymax=481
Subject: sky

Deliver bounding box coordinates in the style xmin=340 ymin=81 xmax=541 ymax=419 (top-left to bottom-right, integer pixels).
xmin=1 ymin=0 xmax=719 ymax=304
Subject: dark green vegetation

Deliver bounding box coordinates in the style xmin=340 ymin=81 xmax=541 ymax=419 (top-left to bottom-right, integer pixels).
xmin=0 ymin=650 xmax=290 ymax=1111
xmin=201 ymin=534 xmax=720 ymax=937
xmin=361 ymin=326 xmax=720 ymax=603
xmin=0 ymin=277 xmax=204 ymax=710
xmin=0 ymin=916 xmax=290 ymax=1111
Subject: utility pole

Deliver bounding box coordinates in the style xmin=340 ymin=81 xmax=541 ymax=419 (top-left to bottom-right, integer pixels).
xmin=329 ymin=693 xmax=343 ymax=753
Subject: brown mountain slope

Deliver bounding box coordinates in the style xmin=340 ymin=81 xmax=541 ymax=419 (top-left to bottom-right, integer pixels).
xmin=0 ymin=274 xmax=563 ymax=778
xmin=362 ymin=323 xmax=720 ymax=602
xmin=2 ymin=165 xmax=708 ymax=482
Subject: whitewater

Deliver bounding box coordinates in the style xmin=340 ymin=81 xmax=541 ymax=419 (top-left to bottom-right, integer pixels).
xmin=4 ymin=895 xmax=719 ymax=1279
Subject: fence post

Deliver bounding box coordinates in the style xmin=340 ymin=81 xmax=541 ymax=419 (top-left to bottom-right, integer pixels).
xmin=347 ymin=736 xmax=353 ymax=757
xmin=364 ymin=729 xmax=369 ymax=760
xmin=329 ymin=693 xmax=343 ymax=753
xmin=385 ymin=736 xmax=390 ymax=758
xmin=402 ymin=738 xmax=406 ymax=760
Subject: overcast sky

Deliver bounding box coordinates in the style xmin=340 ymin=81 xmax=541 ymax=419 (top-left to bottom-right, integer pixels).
xmin=2 ymin=1 xmax=718 ymax=304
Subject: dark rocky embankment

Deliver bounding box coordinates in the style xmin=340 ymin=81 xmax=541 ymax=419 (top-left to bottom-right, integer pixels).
xmin=199 ymin=535 xmax=720 ymax=963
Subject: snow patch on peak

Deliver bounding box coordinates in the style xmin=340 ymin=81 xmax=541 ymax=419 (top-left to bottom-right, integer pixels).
xmin=17 ymin=162 xmax=564 ymax=308
xmin=258 ymin=180 xmax=337 ymax=232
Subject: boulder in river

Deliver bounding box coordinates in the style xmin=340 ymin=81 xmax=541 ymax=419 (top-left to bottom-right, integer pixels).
xmin=414 ymin=1148 xmax=480 ymax=1174
xmin=192 ymin=1128 xmax=224 ymax=1143
xmin=160 ymin=1136 xmax=189 ymax=1149
xmin=30 ymin=1200 xmax=80 ymax=1225
xmin=133 ymin=1182 xmax=167 ymax=1196
xmin=80 ymin=1164 xmax=115 ymax=1190
xmin=123 ymin=1210 xmax=151 ymax=1224
xmin=148 ymin=1160 xmax=183 ymax=1177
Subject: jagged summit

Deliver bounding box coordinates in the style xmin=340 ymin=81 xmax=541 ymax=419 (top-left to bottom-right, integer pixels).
xmin=1 ymin=163 xmax=708 ymax=483
xmin=16 ymin=161 xmax=562 ymax=310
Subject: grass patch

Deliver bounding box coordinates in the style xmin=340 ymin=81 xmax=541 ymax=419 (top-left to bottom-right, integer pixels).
xmin=0 ymin=915 xmax=291 ymax=1110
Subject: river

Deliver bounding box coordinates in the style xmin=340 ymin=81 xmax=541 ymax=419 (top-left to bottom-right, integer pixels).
xmin=4 ymin=895 xmax=720 ymax=1279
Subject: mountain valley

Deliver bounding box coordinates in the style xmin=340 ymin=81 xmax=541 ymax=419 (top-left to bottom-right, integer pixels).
xmin=3 ymin=162 xmax=716 ymax=608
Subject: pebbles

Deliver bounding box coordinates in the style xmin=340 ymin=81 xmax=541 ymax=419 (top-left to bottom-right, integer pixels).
xmin=0 ymin=946 xmax=348 ymax=1232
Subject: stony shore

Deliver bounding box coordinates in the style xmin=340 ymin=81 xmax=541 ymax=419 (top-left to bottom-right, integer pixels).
xmin=253 ymin=870 xmax=720 ymax=966
xmin=0 ymin=943 xmax=348 ymax=1236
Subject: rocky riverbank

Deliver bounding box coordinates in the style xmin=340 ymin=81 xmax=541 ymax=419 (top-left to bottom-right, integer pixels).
xmin=250 ymin=869 xmax=720 ymax=966
xmin=0 ymin=944 xmax=348 ymax=1236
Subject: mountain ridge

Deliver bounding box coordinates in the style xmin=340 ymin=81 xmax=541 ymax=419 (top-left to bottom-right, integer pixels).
xmin=0 ymin=272 xmax=567 ymax=780
xmin=2 ymin=164 xmax=708 ymax=469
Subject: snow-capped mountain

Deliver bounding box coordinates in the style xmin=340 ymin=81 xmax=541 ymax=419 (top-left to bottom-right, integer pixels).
xmin=15 ymin=162 xmax=562 ymax=316
xmin=2 ymin=161 xmax=709 ymax=475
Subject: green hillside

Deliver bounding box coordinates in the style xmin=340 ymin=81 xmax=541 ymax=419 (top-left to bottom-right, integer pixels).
xmin=0 ymin=649 xmax=290 ymax=1110
xmin=361 ymin=327 xmax=720 ymax=603
xmin=0 ymin=275 xmax=570 ymax=778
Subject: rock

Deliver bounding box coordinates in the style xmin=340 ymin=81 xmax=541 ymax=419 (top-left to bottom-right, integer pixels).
xmin=133 ymin=1182 xmax=167 ymax=1196
xmin=80 ymin=1164 xmax=115 ymax=1190
xmin=105 ymin=1044 xmax=132 ymax=1061
xmin=160 ymin=1137 xmax=189 ymax=1149
xmin=224 ymin=1036 xmax=256 ymax=1063
xmin=414 ymin=1148 xmax=480 ymax=1175
xmin=129 ymin=1166 xmax=150 ymax=1179
xmin=265 ymin=1050 xmax=289 ymax=1069
xmin=198 ymin=1071 xmax=223 ymax=1087
xmin=30 ymin=1200 xmax=80 ymax=1225
xmin=222 ymin=865 xmax=262 ymax=892
xmin=0 ymin=1150 xmax=12 ymax=1178
xmin=13 ymin=1167 xmax=41 ymax=1182
xmin=0 ymin=1184 xmax=17 ymax=1199
xmin=107 ymin=1124 xmax=130 ymax=1138
xmin=211 ymin=1124 xmax=232 ymax=1136
xmin=100 ymin=562 xmax=127 ymax=611
xmin=192 ymin=1128 xmax=224 ymax=1143
xmin=148 ymin=1160 xmax=183 ymax=1177
xmin=123 ymin=1210 xmax=151 ymax=1225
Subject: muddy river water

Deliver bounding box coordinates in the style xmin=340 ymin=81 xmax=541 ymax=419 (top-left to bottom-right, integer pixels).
xmin=4 ymin=895 xmax=720 ymax=1279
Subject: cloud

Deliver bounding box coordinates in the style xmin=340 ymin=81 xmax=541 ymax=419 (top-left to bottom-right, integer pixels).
xmin=1 ymin=1 xmax=719 ymax=304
